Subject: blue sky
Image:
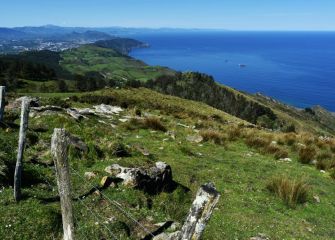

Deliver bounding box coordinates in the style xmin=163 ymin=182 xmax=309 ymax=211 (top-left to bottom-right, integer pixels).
xmin=1 ymin=0 xmax=335 ymax=30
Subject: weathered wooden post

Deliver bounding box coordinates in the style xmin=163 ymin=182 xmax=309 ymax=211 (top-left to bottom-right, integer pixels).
xmin=178 ymin=183 xmax=220 ymax=240
xmin=14 ymin=97 xmax=30 ymax=201
xmin=0 ymin=86 xmax=5 ymax=122
xmin=51 ymin=128 xmax=75 ymax=240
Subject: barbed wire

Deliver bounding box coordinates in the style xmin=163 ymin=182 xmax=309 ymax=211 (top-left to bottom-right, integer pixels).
xmin=75 ymin=191 xmax=119 ymax=240
xmin=70 ymin=166 xmax=154 ymax=238
xmin=73 ymin=212 xmax=90 ymax=240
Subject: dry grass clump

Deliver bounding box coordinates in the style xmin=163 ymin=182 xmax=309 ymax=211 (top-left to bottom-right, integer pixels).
xmin=245 ymin=134 xmax=271 ymax=149
xmin=200 ymin=129 xmax=226 ymax=145
xmin=261 ymin=144 xmax=289 ymax=159
xmin=226 ymin=125 xmax=243 ymax=141
xmin=300 ymin=134 xmax=316 ymax=145
xmin=122 ymin=117 xmax=167 ymax=132
xmin=298 ymin=146 xmax=317 ymax=164
xmin=143 ymin=117 xmax=167 ymax=132
xmin=267 ymin=176 xmax=309 ymax=208
xmin=282 ymin=133 xmax=297 ymax=146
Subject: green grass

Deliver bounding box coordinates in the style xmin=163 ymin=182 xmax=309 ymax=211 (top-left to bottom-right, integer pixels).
xmin=1 ymin=88 xmax=335 ymax=239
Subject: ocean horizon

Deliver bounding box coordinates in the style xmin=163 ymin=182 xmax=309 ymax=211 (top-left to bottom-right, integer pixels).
xmin=129 ymin=31 xmax=335 ymax=112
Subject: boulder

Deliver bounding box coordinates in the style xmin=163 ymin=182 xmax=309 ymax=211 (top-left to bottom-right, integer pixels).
xmin=93 ymin=104 xmax=123 ymax=115
xmin=10 ymin=96 xmax=40 ymax=109
xmin=105 ymin=162 xmax=173 ymax=193
xmin=186 ymin=135 xmax=203 ymax=143
xmin=84 ymin=172 xmax=96 ymax=180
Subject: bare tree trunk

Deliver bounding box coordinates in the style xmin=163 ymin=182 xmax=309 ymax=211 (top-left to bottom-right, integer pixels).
xmin=51 ymin=128 xmax=75 ymax=240
xmin=0 ymin=86 xmax=5 ymax=122
xmin=14 ymin=97 xmax=30 ymax=202
xmin=178 ymin=183 xmax=220 ymax=240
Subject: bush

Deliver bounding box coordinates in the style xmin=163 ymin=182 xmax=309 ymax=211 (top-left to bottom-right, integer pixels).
xmin=200 ymin=129 xmax=226 ymax=145
xmin=267 ymin=176 xmax=309 ymax=208
xmin=299 ymin=146 xmax=317 ymax=164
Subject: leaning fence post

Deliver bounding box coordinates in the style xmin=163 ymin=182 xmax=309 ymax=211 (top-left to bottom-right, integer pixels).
xmin=178 ymin=183 xmax=220 ymax=240
xmin=14 ymin=97 xmax=30 ymax=202
xmin=51 ymin=128 xmax=75 ymax=240
xmin=0 ymin=86 xmax=5 ymax=122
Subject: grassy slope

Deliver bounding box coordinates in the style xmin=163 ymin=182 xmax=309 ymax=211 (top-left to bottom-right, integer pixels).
xmin=60 ymin=45 xmax=175 ymax=82
xmin=253 ymin=94 xmax=335 ymax=136
xmin=1 ymin=88 xmax=335 ymax=240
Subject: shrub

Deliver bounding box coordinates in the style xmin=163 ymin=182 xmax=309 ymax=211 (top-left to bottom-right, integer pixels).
xmin=267 ymin=176 xmax=309 ymax=208
xmin=298 ymin=146 xmax=317 ymax=164
xmin=200 ymin=129 xmax=226 ymax=145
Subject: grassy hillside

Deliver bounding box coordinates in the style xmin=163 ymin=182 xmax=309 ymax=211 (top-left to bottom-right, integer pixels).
xmin=1 ymin=88 xmax=335 ymax=239
xmin=60 ymin=45 xmax=175 ymax=82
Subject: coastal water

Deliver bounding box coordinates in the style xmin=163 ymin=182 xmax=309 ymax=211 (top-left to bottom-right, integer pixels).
xmin=129 ymin=31 xmax=335 ymax=111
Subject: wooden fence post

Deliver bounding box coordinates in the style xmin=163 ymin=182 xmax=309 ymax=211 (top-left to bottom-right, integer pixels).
xmin=0 ymin=86 xmax=5 ymax=122
xmin=14 ymin=97 xmax=30 ymax=202
xmin=51 ymin=128 xmax=75 ymax=240
xmin=178 ymin=183 xmax=220 ymax=240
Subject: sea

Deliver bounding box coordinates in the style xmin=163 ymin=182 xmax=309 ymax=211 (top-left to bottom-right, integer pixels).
xmin=129 ymin=31 xmax=335 ymax=112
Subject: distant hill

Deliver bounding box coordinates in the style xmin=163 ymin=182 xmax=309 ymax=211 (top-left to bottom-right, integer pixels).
xmin=0 ymin=28 xmax=31 ymax=40
xmin=93 ymin=38 xmax=148 ymax=54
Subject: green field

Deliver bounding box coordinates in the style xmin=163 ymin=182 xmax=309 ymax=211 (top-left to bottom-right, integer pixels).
xmin=60 ymin=45 xmax=175 ymax=82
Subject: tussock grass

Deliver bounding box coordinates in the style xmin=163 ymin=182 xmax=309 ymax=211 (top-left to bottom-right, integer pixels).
xmin=267 ymin=176 xmax=309 ymax=208
xmin=200 ymin=129 xmax=226 ymax=145
xmin=245 ymin=134 xmax=271 ymax=149
xmin=299 ymin=146 xmax=317 ymax=164
xmin=143 ymin=117 xmax=167 ymax=132
xmin=122 ymin=117 xmax=167 ymax=132
xmin=226 ymin=125 xmax=243 ymax=141
xmin=283 ymin=133 xmax=297 ymax=146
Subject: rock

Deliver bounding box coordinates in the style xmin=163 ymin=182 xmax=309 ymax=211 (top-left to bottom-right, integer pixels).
xmin=279 ymin=158 xmax=292 ymax=162
xmin=93 ymin=104 xmax=123 ymax=115
xmin=313 ymin=195 xmax=320 ymax=203
xmin=68 ymin=134 xmax=88 ymax=153
xmin=250 ymin=233 xmax=270 ymax=240
xmin=10 ymin=96 xmax=39 ymax=109
xmin=66 ymin=108 xmax=87 ymax=120
xmin=31 ymin=105 xmax=63 ymax=112
xmin=134 ymin=145 xmax=150 ymax=156
xmin=100 ymin=176 xmax=114 ymax=188
xmin=320 ymin=170 xmax=326 ymax=174
xmin=119 ymin=118 xmax=128 ymax=122
xmin=84 ymin=172 xmax=96 ymax=180
xmin=170 ymin=222 xmax=181 ymax=231
xmin=186 ymin=135 xmax=203 ymax=143
xmin=177 ymin=123 xmax=190 ymax=128
xmin=105 ymin=162 xmax=173 ymax=194
xmin=271 ymin=141 xmax=277 ymax=145
xmin=105 ymin=164 xmax=141 ymax=187
xmin=166 ymin=131 xmax=176 ymax=139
